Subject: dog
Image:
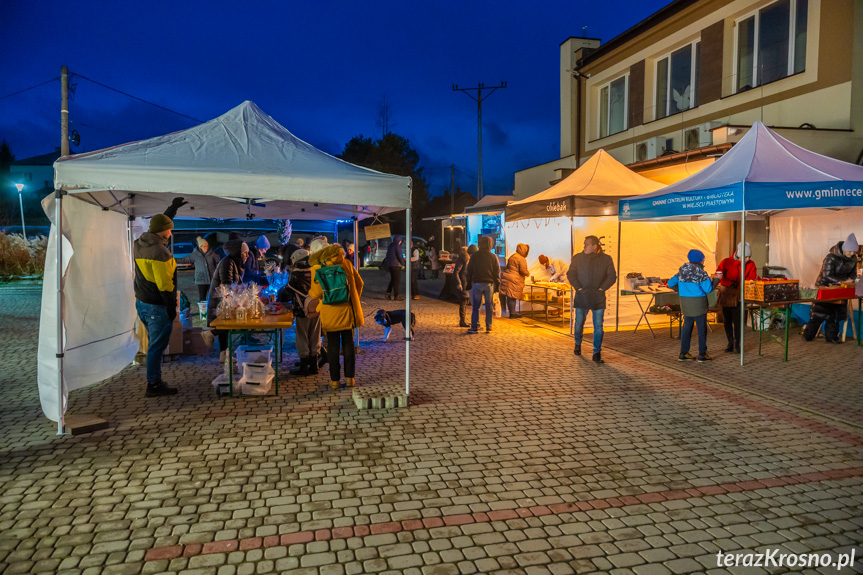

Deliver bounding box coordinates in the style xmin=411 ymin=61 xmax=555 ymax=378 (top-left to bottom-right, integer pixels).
xmin=374 ymin=309 xmax=416 ymax=341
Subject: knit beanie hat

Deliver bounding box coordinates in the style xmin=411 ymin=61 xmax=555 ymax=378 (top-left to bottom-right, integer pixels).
xmin=842 ymin=233 xmax=859 ymax=252
xmin=148 ymin=214 xmax=174 ymax=234
xmin=240 ymin=242 xmax=250 ymax=254
xmin=196 ymin=236 xmax=207 ymax=248
xmin=291 ymin=249 xmax=310 ymax=264
xmin=538 ymin=255 xmax=549 ymax=265
xmin=736 ymin=242 xmax=751 ymax=258
xmin=256 ymin=235 xmax=270 ymax=250
xmin=309 ymin=237 xmax=328 ymax=254
xmin=687 ymin=249 xmax=705 ymax=263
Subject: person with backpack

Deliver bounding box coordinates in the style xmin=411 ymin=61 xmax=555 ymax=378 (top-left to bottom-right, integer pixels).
xmin=307 ymin=242 xmax=364 ymax=389
xmin=278 ymin=249 xmax=321 ymax=377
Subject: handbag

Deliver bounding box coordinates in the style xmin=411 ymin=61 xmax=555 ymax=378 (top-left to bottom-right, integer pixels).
xmin=285 ymin=282 xmax=320 ymax=318
xmin=716 ymin=284 xmax=740 ymax=308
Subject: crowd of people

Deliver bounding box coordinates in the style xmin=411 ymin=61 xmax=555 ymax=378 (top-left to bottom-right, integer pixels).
xmin=132 ymin=201 xmax=859 ymax=397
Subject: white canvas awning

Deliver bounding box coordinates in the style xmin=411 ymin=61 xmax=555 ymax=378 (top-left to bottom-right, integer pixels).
xmin=54 ymin=101 xmax=411 ymax=219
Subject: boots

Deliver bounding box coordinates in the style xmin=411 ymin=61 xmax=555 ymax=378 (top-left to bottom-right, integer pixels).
xmin=307 ymin=356 xmax=319 ymax=375
xmin=346 ymin=377 xmax=356 ymax=387
xmin=318 ymin=349 xmax=328 ymax=367
xmin=290 ymin=357 xmax=309 ymax=376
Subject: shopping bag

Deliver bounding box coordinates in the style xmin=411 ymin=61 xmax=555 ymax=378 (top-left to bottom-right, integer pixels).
xmin=492 ymin=292 xmax=502 ymax=318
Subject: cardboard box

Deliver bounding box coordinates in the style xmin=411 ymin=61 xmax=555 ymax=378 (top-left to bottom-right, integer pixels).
xmin=163 ymin=319 xmax=184 ymax=356
xmin=182 ymin=327 xmax=212 ymax=356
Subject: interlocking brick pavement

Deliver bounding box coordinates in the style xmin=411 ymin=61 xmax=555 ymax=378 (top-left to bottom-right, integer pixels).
xmin=1 ymin=273 xmax=861 ymax=575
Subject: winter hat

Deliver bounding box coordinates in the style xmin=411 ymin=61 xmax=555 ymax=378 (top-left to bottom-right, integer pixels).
xmin=291 ymin=249 xmax=309 ymax=264
xmin=842 ymin=233 xmax=859 ymax=252
xmin=736 ymin=241 xmax=751 ymax=258
xmin=687 ymin=249 xmax=705 ymax=263
xmin=538 ymin=255 xmax=549 ymax=265
xmin=256 ymin=235 xmax=270 ymax=250
xmin=148 ymin=214 xmax=174 ymax=234
xmin=196 ymin=236 xmax=208 ymax=248
xmin=309 ymin=237 xmax=329 ymax=254
xmin=240 ymin=242 xmax=250 ymax=254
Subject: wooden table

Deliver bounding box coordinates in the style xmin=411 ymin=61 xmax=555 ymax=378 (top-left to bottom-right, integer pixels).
xmin=211 ymin=313 xmax=294 ymax=397
xmin=520 ymin=284 xmax=571 ymax=326
xmin=746 ymin=296 xmax=862 ymax=361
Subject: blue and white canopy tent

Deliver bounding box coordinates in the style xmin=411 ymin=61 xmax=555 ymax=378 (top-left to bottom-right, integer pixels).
xmin=619 ymin=122 xmax=863 ymax=363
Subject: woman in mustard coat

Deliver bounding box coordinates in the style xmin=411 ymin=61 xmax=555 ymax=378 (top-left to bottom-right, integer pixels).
xmin=308 ymin=244 xmax=364 ymax=389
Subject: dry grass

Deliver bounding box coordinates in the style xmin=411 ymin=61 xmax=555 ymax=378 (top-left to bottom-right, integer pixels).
xmin=0 ymin=233 xmax=48 ymax=278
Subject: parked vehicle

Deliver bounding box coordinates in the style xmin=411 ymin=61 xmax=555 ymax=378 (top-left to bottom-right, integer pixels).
xmin=367 ymin=236 xmax=428 ymax=267
xmin=172 ymin=241 xmax=196 ymax=270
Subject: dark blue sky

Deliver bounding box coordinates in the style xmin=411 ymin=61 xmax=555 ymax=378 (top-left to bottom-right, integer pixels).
xmin=1 ymin=1 xmax=667 ymax=198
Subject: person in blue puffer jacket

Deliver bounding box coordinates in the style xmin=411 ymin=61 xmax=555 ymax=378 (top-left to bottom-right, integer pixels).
xmin=667 ymin=249 xmax=718 ymax=362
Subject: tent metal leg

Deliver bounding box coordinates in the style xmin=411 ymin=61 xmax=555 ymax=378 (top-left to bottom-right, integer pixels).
xmin=740 ymin=206 xmax=746 ymax=366
xmin=616 ymin=221 xmax=622 ymax=332
xmin=405 ymin=206 xmax=412 ymax=396
xmin=55 ymin=190 xmax=65 ymax=435
xmin=353 ymin=217 xmax=360 ymax=349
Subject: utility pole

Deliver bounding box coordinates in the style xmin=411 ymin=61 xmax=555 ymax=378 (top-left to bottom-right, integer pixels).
xmin=61 ymin=66 xmax=70 ymax=156
xmin=449 ymin=164 xmax=455 ymax=214
xmin=453 ymin=82 xmax=506 ymax=200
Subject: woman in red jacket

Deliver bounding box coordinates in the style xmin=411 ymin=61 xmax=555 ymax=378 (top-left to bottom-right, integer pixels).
xmin=715 ymin=242 xmax=758 ymax=352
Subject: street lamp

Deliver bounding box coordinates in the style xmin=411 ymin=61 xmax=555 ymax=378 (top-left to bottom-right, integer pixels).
xmin=14 ymin=183 xmax=26 ymax=239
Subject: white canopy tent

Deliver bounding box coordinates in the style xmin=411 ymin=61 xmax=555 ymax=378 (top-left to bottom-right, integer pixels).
xmin=39 ymin=102 xmax=413 ymax=433
xmin=505 ymin=150 xmax=719 ymax=330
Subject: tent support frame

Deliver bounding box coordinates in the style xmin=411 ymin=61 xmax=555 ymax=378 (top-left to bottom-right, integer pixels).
xmin=55 ymin=189 xmax=66 ymax=435
xmin=405 ymin=199 xmax=412 ymax=396
xmin=740 ymin=189 xmax=746 ymax=366
xmin=353 ymin=217 xmax=360 ymax=349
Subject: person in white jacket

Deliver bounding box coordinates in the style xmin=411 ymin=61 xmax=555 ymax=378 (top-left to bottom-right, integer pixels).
xmin=537 ymin=255 xmax=568 ymax=282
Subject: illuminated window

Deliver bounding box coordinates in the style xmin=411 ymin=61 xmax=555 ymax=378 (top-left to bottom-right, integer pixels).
xmin=735 ymin=0 xmax=808 ymax=93
xmin=598 ymin=75 xmax=628 ymax=138
xmin=655 ymin=41 xmax=700 ymax=119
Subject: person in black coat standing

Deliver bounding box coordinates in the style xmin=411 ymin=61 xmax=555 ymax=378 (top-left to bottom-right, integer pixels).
xmin=453 ymin=246 xmax=471 ymax=327
xmin=567 ymin=235 xmax=617 ymax=364
xmin=207 ymin=240 xmax=249 ymax=361
xmin=465 ymin=236 xmax=501 ymax=334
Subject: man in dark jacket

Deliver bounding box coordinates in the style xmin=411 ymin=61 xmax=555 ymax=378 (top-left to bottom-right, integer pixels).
xmin=567 ymin=235 xmax=617 ymax=363
xmin=385 ymin=235 xmax=405 ymax=300
xmin=453 ymin=246 xmax=471 ymax=327
xmin=803 ymin=233 xmax=859 ymax=343
xmin=465 ymin=236 xmax=501 ymax=334
xmin=134 ymin=213 xmax=179 ymax=397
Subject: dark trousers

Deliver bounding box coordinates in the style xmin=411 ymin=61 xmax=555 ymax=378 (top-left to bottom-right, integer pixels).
xmin=504 ymin=295 xmax=519 ymax=316
xmin=387 ymin=266 xmax=401 ymax=297
xmin=410 ymin=267 xmax=419 ymax=297
xmin=680 ymin=314 xmax=708 ymax=356
xmin=722 ymin=305 xmax=741 ymax=347
xmin=326 ymin=330 xmax=355 ymax=381
xmin=197 ymin=284 xmax=209 ymax=301
xmin=136 ymin=300 xmax=173 ymax=384
xmin=458 ymin=295 xmax=470 ymax=325
xmin=803 ymin=302 xmax=845 ymax=342
xmin=215 ymin=330 xmax=229 ymax=352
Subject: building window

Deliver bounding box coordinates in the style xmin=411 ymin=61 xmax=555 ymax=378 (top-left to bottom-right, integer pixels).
xmin=735 ymin=0 xmax=808 ymax=92
xmin=655 ymin=41 xmax=700 ymax=119
xmin=598 ymin=75 xmax=628 ymax=138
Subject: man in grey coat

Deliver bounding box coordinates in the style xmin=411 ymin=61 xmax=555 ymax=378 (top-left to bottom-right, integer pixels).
xmin=567 ymin=235 xmax=617 ymax=364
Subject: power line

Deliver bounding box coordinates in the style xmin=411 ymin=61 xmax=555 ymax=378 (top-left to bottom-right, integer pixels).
xmin=0 ymin=78 xmax=58 ymax=101
xmin=72 ymin=74 xmax=204 ymax=123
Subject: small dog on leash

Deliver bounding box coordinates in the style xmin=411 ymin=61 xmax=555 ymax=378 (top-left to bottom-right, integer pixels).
xmin=374 ymin=309 xmax=416 ymax=340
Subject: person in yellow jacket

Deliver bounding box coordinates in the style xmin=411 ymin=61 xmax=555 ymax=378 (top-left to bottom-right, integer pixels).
xmin=307 ymin=243 xmax=364 ymax=389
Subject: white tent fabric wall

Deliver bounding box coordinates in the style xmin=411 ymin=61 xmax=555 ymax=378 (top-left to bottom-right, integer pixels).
xmin=505 ymin=217 xmax=718 ymax=329
xmin=38 ymin=196 xmax=140 ymax=422
xmin=769 ymin=208 xmax=863 ymax=286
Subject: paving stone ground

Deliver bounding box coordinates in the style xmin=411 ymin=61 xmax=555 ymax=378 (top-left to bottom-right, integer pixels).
xmin=1 ymin=271 xmax=861 ymax=575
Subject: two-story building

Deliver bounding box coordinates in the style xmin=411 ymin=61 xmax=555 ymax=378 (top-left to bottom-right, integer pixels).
xmin=517 ymin=0 xmax=863 ymax=197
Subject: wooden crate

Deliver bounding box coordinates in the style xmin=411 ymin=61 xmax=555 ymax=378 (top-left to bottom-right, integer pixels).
xmin=744 ymin=279 xmax=799 ymax=302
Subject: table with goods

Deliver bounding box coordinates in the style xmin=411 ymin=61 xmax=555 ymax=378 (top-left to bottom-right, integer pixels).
xmin=744 ymin=279 xmax=861 ymax=361
xmin=209 ymin=281 xmax=294 ymax=397
xmin=520 ymin=281 xmax=572 ymax=325
xmin=620 ymin=273 xmax=678 ymax=337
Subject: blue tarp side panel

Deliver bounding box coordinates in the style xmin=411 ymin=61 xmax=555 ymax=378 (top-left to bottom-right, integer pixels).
xmin=745 ymin=181 xmax=863 ymax=211
xmin=619 ymin=184 xmax=742 ymax=220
